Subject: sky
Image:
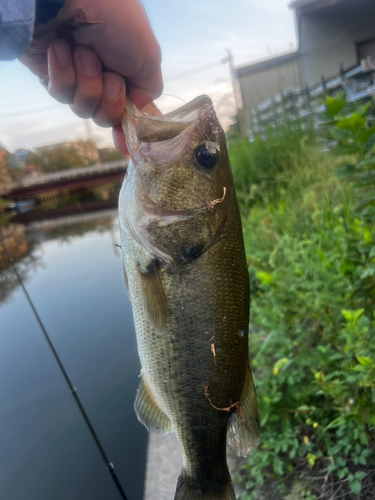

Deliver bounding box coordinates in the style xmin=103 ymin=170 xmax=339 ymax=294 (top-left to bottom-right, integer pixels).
xmin=0 ymin=0 xmax=297 ymax=153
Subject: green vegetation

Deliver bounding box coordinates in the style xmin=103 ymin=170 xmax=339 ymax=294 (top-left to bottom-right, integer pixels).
xmin=230 ymin=120 xmax=316 ymax=207
xmin=0 ymin=197 xmax=12 ymax=227
xmin=27 ymin=140 xmax=99 ymax=173
xmin=230 ymin=97 xmax=375 ymax=499
xmin=0 ymin=214 xmax=13 ymax=227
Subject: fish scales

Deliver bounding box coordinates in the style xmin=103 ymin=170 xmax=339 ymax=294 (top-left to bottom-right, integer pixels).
xmin=119 ymin=95 xmax=260 ymax=500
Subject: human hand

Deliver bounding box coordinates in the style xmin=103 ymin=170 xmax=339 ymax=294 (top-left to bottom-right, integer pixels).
xmin=19 ymin=0 xmax=163 ymax=154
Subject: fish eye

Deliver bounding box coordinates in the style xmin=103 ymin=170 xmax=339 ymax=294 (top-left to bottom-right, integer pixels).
xmin=194 ymin=142 xmax=220 ymax=169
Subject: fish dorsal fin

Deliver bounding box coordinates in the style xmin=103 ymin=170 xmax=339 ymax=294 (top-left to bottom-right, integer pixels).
xmin=137 ymin=260 xmax=168 ymax=331
xmin=135 ymin=376 xmax=172 ymax=435
xmin=227 ymin=365 xmax=260 ymax=457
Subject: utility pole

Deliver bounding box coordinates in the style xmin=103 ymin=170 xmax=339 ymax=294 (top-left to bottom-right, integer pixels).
xmin=222 ymin=48 xmax=246 ymax=136
xmin=84 ymin=119 xmax=93 ymax=141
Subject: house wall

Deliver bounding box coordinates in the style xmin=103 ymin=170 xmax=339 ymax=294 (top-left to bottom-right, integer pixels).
xmin=238 ymin=58 xmax=300 ymax=131
xmin=297 ymin=0 xmax=375 ymax=86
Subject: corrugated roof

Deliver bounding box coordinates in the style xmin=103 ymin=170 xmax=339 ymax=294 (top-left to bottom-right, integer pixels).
xmin=290 ymin=0 xmax=320 ymax=8
xmin=289 ymin=0 xmax=350 ymax=12
xmin=236 ymin=51 xmax=299 ymax=79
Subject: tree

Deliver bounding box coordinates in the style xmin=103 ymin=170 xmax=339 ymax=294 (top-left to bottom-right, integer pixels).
xmin=27 ymin=140 xmax=100 ymax=173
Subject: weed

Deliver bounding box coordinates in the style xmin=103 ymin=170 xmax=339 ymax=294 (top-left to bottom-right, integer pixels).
xmin=230 ymin=113 xmax=375 ymax=499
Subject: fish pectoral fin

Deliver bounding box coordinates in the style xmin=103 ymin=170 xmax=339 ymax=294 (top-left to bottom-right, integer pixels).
xmin=227 ymin=365 xmax=260 ymax=457
xmin=134 ymin=376 xmax=172 ymax=435
xmin=138 ymin=260 xmax=168 ymax=331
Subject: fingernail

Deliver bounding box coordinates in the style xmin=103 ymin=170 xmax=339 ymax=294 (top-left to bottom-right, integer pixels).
xmin=104 ymin=77 xmax=123 ymax=99
xmin=78 ymin=49 xmax=98 ymax=75
xmin=51 ymin=41 xmax=70 ymax=66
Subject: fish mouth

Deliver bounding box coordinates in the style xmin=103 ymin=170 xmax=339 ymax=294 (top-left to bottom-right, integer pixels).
xmin=121 ymin=94 xmax=225 ymax=219
xmin=121 ymin=95 xmax=214 ymax=155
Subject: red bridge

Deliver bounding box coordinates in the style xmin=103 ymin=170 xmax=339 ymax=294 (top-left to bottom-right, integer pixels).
xmin=4 ymin=160 xmax=128 ymax=202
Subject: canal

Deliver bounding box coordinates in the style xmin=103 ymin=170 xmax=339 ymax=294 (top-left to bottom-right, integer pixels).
xmin=0 ymin=210 xmax=148 ymax=500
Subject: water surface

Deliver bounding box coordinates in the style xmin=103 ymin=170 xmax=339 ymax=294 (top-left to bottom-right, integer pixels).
xmin=0 ymin=211 xmax=147 ymax=500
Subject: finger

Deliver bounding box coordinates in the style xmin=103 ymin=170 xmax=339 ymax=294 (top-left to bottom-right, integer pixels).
xmin=18 ymin=36 xmax=51 ymax=79
xmin=47 ymin=39 xmax=76 ymax=104
xmin=127 ymin=52 xmax=164 ymax=108
xmin=70 ymin=6 xmax=164 ymax=102
xmin=69 ymin=46 xmax=103 ymax=119
xmin=112 ymin=124 xmax=129 ymax=156
xmin=19 ymin=54 xmax=48 ymax=80
xmin=128 ymin=85 xmax=159 ymax=111
xmin=93 ymin=72 xmax=126 ymax=128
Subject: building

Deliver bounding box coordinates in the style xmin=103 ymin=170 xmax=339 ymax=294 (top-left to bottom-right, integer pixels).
xmin=236 ymin=51 xmax=300 ymax=132
xmin=3 ymin=148 xmax=33 ymax=171
xmin=236 ymin=0 xmax=375 ymax=130
xmin=294 ymin=0 xmax=375 ymax=87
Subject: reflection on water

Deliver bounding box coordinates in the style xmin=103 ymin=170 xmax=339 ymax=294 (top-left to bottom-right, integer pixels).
xmin=0 ymin=210 xmax=147 ymax=500
xmin=0 ymin=224 xmax=29 ymax=270
xmin=0 ymin=224 xmax=40 ymax=305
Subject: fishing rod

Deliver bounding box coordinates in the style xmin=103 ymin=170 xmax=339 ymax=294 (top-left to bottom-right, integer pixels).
xmin=0 ymin=236 xmax=128 ymax=500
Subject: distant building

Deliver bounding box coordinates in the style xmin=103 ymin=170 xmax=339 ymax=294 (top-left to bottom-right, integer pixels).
xmin=23 ymin=164 xmax=42 ymax=178
xmin=5 ymin=148 xmax=32 ymax=170
xmin=14 ymin=149 xmax=31 ymax=165
xmin=0 ymin=144 xmax=9 ymax=159
xmin=236 ymin=51 xmax=300 ymax=132
xmin=236 ymin=0 xmax=375 ymax=129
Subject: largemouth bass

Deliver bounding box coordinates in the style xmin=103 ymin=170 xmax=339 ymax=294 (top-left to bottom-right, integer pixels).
xmin=119 ymin=95 xmax=260 ymax=500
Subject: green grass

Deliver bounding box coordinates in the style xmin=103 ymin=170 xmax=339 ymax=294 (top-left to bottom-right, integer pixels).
xmin=0 ymin=214 xmax=14 ymax=227
xmin=229 ymin=122 xmax=317 ymax=208
xmin=230 ymin=126 xmax=375 ymax=500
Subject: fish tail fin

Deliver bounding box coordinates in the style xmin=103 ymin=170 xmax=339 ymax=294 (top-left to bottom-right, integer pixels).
xmin=174 ymin=472 xmax=235 ymax=500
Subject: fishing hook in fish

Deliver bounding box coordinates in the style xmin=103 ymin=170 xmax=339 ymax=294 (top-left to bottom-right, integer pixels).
xmin=205 ymin=186 xmax=227 ymax=211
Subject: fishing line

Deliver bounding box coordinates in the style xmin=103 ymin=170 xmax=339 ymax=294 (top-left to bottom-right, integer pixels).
xmin=162 ymin=93 xmax=187 ymax=104
xmin=168 ymin=61 xmax=222 ymax=81
xmin=0 ymin=236 xmax=128 ymax=500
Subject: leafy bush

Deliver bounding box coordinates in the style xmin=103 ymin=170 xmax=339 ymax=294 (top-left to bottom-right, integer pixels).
xmin=230 ymin=111 xmax=375 ymax=499
xmin=322 ymin=93 xmax=375 ymax=221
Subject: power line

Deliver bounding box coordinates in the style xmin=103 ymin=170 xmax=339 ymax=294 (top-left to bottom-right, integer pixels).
xmin=168 ymin=61 xmax=223 ymax=81
xmin=0 ymin=104 xmax=64 ymax=119
xmin=1 ymin=59 xmax=225 ymax=117
xmin=0 ymin=236 xmax=129 ymax=500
